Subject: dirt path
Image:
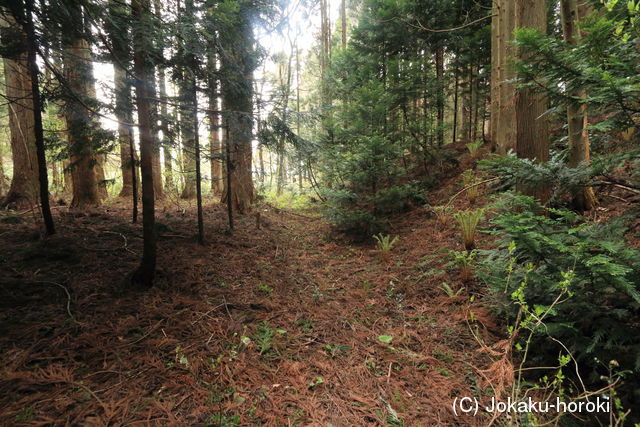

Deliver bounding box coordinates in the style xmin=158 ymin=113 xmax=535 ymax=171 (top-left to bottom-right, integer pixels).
xmin=0 ymin=190 xmax=501 ymax=425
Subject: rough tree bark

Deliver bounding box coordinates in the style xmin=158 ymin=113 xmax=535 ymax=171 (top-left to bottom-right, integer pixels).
xmin=496 ymin=0 xmax=516 ymax=155
xmin=62 ymin=3 xmax=100 ymax=208
xmin=131 ymin=0 xmax=156 ymax=287
xmin=23 ymin=0 xmax=55 ymax=233
xmin=178 ymin=0 xmax=197 ymax=200
xmin=1 ymin=13 xmax=39 ymax=209
xmin=340 ymin=0 xmax=346 ymax=49
xmin=515 ymin=0 xmax=550 ymax=204
xmin=153 ymin=0 xmax=173 ymax=193
xmin=434 ymin=45 xmax=445 ymax=146
xmin=560 ymin=0 xmax=596 ymax=211
xmin=219 ymin=3 xmax=255 ymax=213
xmin=149 ymin=0 xmax=163 ymax=200
xmin=207 ymin=33 xmax=223 ymax=195
xmin=489 ymin=0 xmax=501 ymax=150
xmin=113 ymin=64 xmax=138 ymax=198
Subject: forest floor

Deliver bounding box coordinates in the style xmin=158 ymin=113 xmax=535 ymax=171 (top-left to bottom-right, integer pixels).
xmin=0 ymin=159 xmax=517 ymax=426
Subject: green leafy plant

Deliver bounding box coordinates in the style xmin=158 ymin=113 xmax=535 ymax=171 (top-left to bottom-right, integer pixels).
xmin=453 ymin=208 xmax=485 ymax=250
xmin=479 ymin=195 xmax=640 ymax=413
xmin=308 ymin=376 xmax=324 ymax=389
xmin=461 ymin=169 xmax=481 ymax=204
xmin=465 ymin=140 xmax=483 ymax=155
xmin=257 ymin=284 xmax=273 ymax=296
xmin=170 ymin=345 xmax=189 ymax=369
xmin=431 ymin=205 xmax=453 ymax=227
xmin=207 ymin=413 xmax=240 ymax=426
xmin=449 ymin=249 xmax=478 ymax=282
xmin=439 ymin=281 xmax=464 ymax=298
xmin=323 ymin=344 xmax=351 ymax=358
xmin=15 ymin=406 xmax=35 ymax=423
xmin=378 ymin=335 xmax=393 ymax=344
xmin=254 ymin=322 xmax=276 ymax=356
xmin=373 ymin=233 xmax=399 ymax=261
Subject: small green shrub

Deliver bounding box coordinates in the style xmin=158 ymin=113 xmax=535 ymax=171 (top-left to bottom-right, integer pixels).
xmin=479 ymin=194 xmax=640 ymax=407
xmin=257 ymin=284 xmax=273 ymax=296
xmin=440 ymin=282 xmax=464 ymax=298
xmin=431 ymin=205 xmax=453 ymax=227
xmin=465 ymin=140 xmax=483 ymax=155
xmin=453 ymin=208 xmax=485 ymax=250
xmin=371 ymin=183 xmax=426 ymax=215
xmin=449 ymin=249 xmax=477 ymax=282
xmin=254 ymin=322 xmax=276 ymax=355
xmin=0 ymin=215 xmax=23 ymax=224
xmin=324 ymin=183 xmax=426 ymax=238
xmin=373 ymin=233 xmax=399 ymax=252
xmin=461 ymin=170 xmax=481 ymax=204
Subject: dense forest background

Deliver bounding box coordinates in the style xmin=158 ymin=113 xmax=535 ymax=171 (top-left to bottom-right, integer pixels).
xmin=1 ymin=0 xmax=639 ymax=424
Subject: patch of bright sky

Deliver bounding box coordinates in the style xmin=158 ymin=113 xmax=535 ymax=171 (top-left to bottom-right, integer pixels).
xmin=94 ymin=0 xmax=338 ymax=127
xmin=90 ymin=0 xmax=339 ymax=181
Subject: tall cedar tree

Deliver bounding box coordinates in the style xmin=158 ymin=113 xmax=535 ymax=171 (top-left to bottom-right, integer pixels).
xmin=178 ymin=0 xmax=197 ymax=200
xmin=62 ymin=0 xmax=101 ymax=208
xmin=2 ymin=2 xmax=55 ymax=233
xmin=1 ymin=11 xmax=39 ymax=209
xmin=219 ymin=2 xmax=255 ymax=213
xmin=106 ymin=0 xmax=140 ymax=217
xmin=560 ymin=0 xmax=597 ymax=211
xmin=131 ymin=0 xmax=157 ymax=287
xmin=514 ymin=0 xmax=550 ymax=204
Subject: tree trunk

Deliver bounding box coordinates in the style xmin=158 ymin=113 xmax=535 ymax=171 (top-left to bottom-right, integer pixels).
xmin=434 ymin=45 xmax=445 ymax=146
xmin=7 ymin=1 xmax=55 ymax=233
xmin=0 ymin=148 xmax=7 ymax=197
xmin=177 ymin=0 xmax=197 ymax=200
xmin=1 ymin=13 xmax=39 ymax=209
xmin=63 ymin=14 xmax=101 ymax=209
xmin=489 ymin=0 xmax=502 ymax=151
xmin=219 ymin=97 xmax=228 ymax=192
xmin=207 ymin=34 xmax=223 ymax=195
xmin=113 ymin=64 xmax=138 ymax=198
xmin=560 ymin=0 xmax=596 ymax=211
xmin=340 ymin=0 xmax=346 ymax=49
xmin=497 ymin=0 xmax=516 ymax=154
xmin=153 ymin=0 xmax=173 ymax=194
xmin=178 ymin=92 xmax=196 ymax=200
xmin=515 ymin=0 xmax=550 ymax=204
xmin=150 ymin=74 xmax=163 ymax=200
xmin=220 ymin=4 xmax=255 ymax=213
xmin=24 ymin=1 xmax=55 ymax=234
xmin=193 ymin=79 xmax=204 ymax=244
xmin=471 ymin=63 xmax=480 ymax=143
xmin=131 ymin=0 xmax=156 ymax=287
xmin=319 ymin=0 xmax=331 ymax=109
xmin=452 ymin=64 xmax=459 ymax=144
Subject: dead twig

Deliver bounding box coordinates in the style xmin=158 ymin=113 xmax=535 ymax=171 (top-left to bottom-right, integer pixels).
xmin=117 ymin=319 xmax=165 ymax=347
xmin=31 ymin=281 xmax=74 ymax=321
xmin=446 ymin=177 xmax=499 ymax=207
